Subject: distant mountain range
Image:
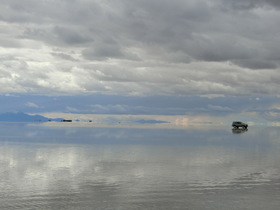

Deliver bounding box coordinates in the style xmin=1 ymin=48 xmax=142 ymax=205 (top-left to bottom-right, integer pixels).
xmin=135 ymin=119 xmax=169 ymax=124
xmin=0 ymin=112 xmax=170 ymax=124
xmin=0 ymin=112 xmax=64 ymax=122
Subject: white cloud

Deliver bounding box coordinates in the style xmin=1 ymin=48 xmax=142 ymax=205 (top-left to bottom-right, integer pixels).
xmin=207 ymin=105 xmax=233 ymax=112
xmin=25 ymin=102 xmax=39 ymax=108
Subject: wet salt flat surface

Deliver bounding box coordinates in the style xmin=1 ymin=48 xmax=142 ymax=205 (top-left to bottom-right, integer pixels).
xmin=0 ymin=123 xmax=280 ymax=209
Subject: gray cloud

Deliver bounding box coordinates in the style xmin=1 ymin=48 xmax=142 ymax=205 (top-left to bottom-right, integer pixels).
xmin=0 ymin=0 xmax=280 ymax=97
xmin=232 ymin=59 xmax=278 ymax=70
xmin=82 ymin=42 xmax=125 ymax=60
xmin=223 ymin=0 xmax=280 ymax=10
xmin=53 ymin=26 xmax=93 ymax=45
xmin=51 ymin=52 xmax=78 ymax=61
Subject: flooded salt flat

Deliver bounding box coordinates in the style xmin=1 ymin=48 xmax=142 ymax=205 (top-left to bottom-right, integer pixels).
xmin=0 ymin=123 xmax=280 ymax=209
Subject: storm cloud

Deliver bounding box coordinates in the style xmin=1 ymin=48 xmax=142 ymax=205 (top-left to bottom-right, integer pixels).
xmin=0 ymin=0 xmax=280 ymax=97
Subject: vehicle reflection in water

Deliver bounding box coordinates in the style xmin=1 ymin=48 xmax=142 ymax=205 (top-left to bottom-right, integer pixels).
xmin=232 ymin=127 xmax=248 ymax=134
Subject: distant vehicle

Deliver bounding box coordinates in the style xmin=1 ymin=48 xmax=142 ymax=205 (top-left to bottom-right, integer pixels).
xmin=61 ymin=119 xmax=72 ymax=122
xmin=232 ymin=121 xmax=248 ymax=129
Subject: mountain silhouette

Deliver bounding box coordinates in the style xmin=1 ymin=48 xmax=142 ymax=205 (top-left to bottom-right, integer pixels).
xmin=0 ymin=112 xmax=63 ymax=122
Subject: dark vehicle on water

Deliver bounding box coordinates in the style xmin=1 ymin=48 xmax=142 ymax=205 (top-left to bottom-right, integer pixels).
xmin=232 ymin=121 xmax=248 ymax=129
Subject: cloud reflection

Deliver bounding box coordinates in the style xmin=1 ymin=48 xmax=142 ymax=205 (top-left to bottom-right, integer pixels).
xmin=0 ymin=132 xmax=279 ymax=191
xmin=0 ymin=125 xmax=280 ymax=209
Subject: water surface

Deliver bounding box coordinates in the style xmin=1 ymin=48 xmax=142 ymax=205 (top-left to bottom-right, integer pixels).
xmin=0 ymin=123 xmax=280 ymax=209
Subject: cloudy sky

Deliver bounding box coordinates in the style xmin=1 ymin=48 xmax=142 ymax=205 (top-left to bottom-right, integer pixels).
xmin=1 ymin=0 xmax=280 ymax=122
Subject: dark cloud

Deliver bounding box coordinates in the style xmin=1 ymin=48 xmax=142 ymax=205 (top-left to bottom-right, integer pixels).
xmin=53 ymin=26 xmax=93 ymax=45
xmin=3 ymin=0 xmax=279 ymax=67
xmin=221 ymin=0 xmax=262 ymax=10
xmin=221 ymin=0 xmax=280 ymax=10
xmin=82 ymin=42 xmax=125 ymax=60
xmin=0 ymin=0 xmax=280 ymax=97
xmin=232 ymin=59 xmax=278 ymax=70
xmin=266 ymin=0 xmax=280 ymax=8
xmin=22 ymin=27 xmax=53 ymax=43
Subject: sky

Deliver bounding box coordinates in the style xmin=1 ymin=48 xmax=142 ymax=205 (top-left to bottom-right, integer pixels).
xmin=1 ymin=0 xmax=280 ymax=123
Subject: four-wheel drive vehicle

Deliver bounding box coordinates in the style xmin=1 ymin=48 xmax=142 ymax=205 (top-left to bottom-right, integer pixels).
xmin=232 ymin=121 xmax=248 ymax=129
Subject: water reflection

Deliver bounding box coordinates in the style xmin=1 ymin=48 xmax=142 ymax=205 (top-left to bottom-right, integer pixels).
xmin=232 ymin=127 xmax=248 ymax=134
xmin=0 ymin=124 xmax=280 ymax=209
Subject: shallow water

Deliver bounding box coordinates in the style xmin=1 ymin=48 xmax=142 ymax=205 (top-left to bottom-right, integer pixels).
xmin=0 ymin=123 xmax=280 ymax=209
